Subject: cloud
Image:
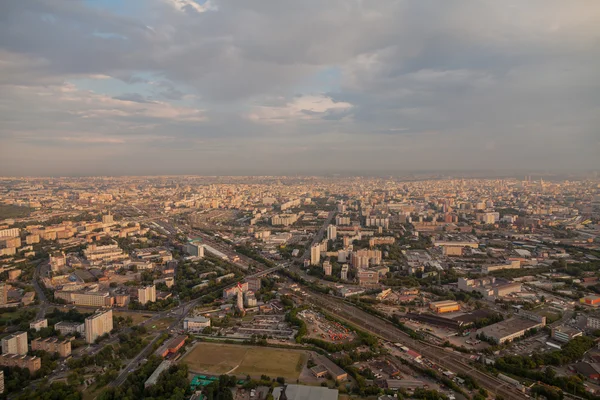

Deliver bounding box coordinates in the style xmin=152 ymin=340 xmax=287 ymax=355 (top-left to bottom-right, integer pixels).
xmin=0 ymin=0 xmax=599 ymax=175
xmin=247 ymin=95 xmax=353 ymax=124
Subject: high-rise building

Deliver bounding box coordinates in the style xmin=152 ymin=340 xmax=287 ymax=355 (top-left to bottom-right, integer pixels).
xmin=341 ymin=264 xmax=349 ymax=281
xmin=0 ymin=369 xmax=4 ymax=395
xmin=0 ymin=283 xmax=7 ymax=305
xmin=1 ymin=332 xmax=28 ymax=355
xmin=323 ymin=260 xmax=332 ymax=276
xmin=85 ymin=310 xmax=113 ymax=344
xmin=138 ymin=285 xmax=156 ymax=305
xmin=102 ymin=211 xmax=114 ymax=225
xmin=185 ymin=241 xmax=204 ymax=258
xmin=246 ymin=277 xmax=262 ymax=292
xmin=327 ymin=224 xmax=337 ymax=240
xmin=236 ymin=288 xmax=245 ymax=316
xmin=310 ymin=244 xmax=321 ymax=266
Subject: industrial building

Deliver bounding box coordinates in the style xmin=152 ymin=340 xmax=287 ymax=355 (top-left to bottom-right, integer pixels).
xmin=155 ymin=335 xmax=187 ymax=358
xmin=477 ymin=316 xmax=545 ymax=344
xmin=580 ymin=295 xmax=600 ymax=307
xmin=551 ymin=326 xmax=583 ymax=343
xmin=272 ymin=384 xmax=338 ymax=400
xmin=429 ymin=300 xmax=460 ymax=313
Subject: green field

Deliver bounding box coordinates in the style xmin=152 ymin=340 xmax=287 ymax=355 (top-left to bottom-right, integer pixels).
xmin=181 ymin=342 xmax=306 ymax=379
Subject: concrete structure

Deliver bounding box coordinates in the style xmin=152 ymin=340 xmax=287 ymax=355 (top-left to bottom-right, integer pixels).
xmin=183 ymin=316 xmax=211 ymax=333
xmin=54 ymin=290 xmax=114 ymax=307
xmin=580 ymin=295 xmax=600 ymax=307
xmin=54 ymin=321 xmax=85 ymax=336
xmin=246 ymin=276 xmax=262 ymax=292
xmin=1 ymin=332 xmax=28 ymax=355
xmin=351 ymin=249 xmax=382 ymax=268
xmin=30 ymin=319 xmax=48 ymax=331
xmin=155 ymin=335 xmax=187 ymax=358
xmin=185 ymin=241 xmax=204 ymax=258
xmin=144 ymin=360 xmax=172 ymax=388
xmin=0 ymin=354 xmax=41 ymax=373
xmin=271 ymin=214 xmax=298 ymax=226
xmin=323 ymin=260 xmax=332 ymax=276
xmin=551 ymin=326 xmax=583 ymax=343
xmin=272 ymin=384 xmax=338 ymax=400
xmin=85 ymin=309 xmax=113 ymax=343
xmin=138 ymin=285 xmax=156 ymax=305
xmin=0 ymin=370 xmax=3 ymax=395
xmin=83 ymin=243 xmax=127 ymax=264
xmin=478 ymin=317 xmax=545 ymax=344
xmin=0 ymin=228 xmax=19 ymax=238
xmin=429 ymin=300 xmax=460 ymax=314
xmin=458 ymin=277 xmax=521 ymax=300
xmin=0 ymin=283 xmax=7 ymax=305
xmin=340 ymin=264 xmax=349 ymax=280
xmin=31 ymin=337 xmax=71 ymax=357
xmin=327 ymin=224 xmax=337 ymax=240
xmin=357 ymin=269 xmax=379 ymax=286
xmin=49 ymin=252 xmax=67 ymax=272
xmin=482 ymin=261 xmax=521 ymax=274
xmin=310 ymin=244 xmax=321 ymax=266
xmin=587 ymin=315 xmax=600 ymax=330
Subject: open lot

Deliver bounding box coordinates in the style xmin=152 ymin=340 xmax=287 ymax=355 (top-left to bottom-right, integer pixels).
xmin=181 ymin=342 xmax=306 ymax=379
xmin=298 ymin=310 xmax=355 ymax=343
xmin=113 ymin=311 xmax=152 ymax=325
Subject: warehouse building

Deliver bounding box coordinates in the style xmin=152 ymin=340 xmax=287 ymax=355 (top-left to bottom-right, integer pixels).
xmin=477 ymin=317 xmax=545 ymax=344
xmin=429 ymin=300 xmax=460 ymax=314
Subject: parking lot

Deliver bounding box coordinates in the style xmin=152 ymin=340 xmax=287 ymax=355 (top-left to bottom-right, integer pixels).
xmin=298 ymin=309 xmax=356 ymax=343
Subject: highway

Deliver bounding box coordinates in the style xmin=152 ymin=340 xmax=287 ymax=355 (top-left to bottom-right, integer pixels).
xmin=32 ymin=260 xmax=50 ymax=320
xmin=303 ymin=290 xmax=528 ymax=400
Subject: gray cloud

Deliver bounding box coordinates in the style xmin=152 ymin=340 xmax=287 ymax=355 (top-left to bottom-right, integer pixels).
xmin=0 ymin=0 xmax=599 ymax=175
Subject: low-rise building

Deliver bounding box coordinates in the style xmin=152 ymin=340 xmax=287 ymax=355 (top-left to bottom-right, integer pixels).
xmin=429 ymin=300 xmax=460 ymax=314
xmin=155 ymin=335 xmax=187 ymax=358
xmin=54 ymin=321 xmax=85 ymax=336
xmin=30 ymin=319 xmax=48 ymax=331
xmin=551 ymin=326 xmax=583 ymax=343
xmin=183 ymin=316 xmax=211 ymax=333
xmin=0 ymin=354 xmax=41 ymax=373
xmin=31 ymin=337 xmax=71 ymax=357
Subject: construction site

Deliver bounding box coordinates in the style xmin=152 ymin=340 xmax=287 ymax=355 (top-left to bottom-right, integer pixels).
xmin=298 ymin=310 xmax=355 ymax=343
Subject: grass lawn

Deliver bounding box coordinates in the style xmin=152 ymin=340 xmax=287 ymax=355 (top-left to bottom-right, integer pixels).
xmin=181 ymin=342 xmax=306 ymax=380
xmin=113 ymin=311 xmax=151 ymax=325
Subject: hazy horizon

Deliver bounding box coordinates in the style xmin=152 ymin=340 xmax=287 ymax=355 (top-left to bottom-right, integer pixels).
xmin=1 ymin=1 xmax=599 ymax=175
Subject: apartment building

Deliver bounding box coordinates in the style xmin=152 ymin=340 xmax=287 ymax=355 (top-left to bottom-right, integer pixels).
xmin=85 ymin=310 xmax=113 ymax=344
xmin=0 ymin=354 xmax=41 ymax=373
xmin=138 ymin=285 xmax=156 ymax=305
xmin=0 ymin=283 xmax=7 ymax=305
xmin=1 ymin=332 xmax=28 ymax=355
xmin=271 ymin=214 xmax=298 ymax=226
xmin=31 ymin=337 xmax=72 ymax=357
xmin=54 ymin=290 xmax=114 ymax=307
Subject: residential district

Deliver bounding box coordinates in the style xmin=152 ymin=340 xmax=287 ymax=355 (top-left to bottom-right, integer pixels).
xmin=0 ymin=175 xmax=600 ymax=400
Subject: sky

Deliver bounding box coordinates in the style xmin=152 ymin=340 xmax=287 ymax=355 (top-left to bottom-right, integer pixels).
xmin=0 ymin=0 xmax=599 ymax=176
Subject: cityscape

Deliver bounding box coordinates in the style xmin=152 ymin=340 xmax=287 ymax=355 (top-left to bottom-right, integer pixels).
xmin=1 ymin=1 xmax=600 ymax=400
xmin=0 ymin=175 xmax=599 ymax=400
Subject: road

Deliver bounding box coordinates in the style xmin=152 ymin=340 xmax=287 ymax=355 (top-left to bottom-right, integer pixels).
xmin=32 ymin=260 xmax=50 ymax=320
xmin=299 ymin=210 xmax=336 ymax=262
xmin=303 ymin=290 xmax=528 ymax=400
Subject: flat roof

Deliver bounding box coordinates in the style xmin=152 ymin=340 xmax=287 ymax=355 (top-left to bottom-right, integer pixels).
xmin=272 ymin=384 xmax=338 ymax=400
xmin=478 ymin=317 xmax=540 ymax=339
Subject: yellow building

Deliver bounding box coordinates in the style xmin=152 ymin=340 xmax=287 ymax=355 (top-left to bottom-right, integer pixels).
xmin=429 ymin=300 xmax=460 ymax=314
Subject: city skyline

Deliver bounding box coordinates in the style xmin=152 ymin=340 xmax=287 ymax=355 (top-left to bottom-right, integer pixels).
xmin=1 ymin=0 xmax=599 ymax=175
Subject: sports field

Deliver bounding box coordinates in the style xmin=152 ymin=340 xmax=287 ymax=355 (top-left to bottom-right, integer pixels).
xmin=181 ymin=342 xmax=306 ymax=379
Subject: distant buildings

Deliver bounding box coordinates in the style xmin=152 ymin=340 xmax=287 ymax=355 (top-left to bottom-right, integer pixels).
xmin=185 ymin=240 xmax=204 ymax=258
xmin=85 ymin=310 xmax=113 ymax=343
xmin=458 ymin=277 xmax=521 ymax=300
xmin=1 ymin=332 xmax=28 ymax=355
xmin=271 ymin=214 xmax=298 ymax=226
xmin=327 ymin=224 xmax=337 ymax=240
xmin=340 ymin=264 xmax=348 ymax=280
xmin=357 ymin=269 xmax=379 ymax=286
xmin=580 ymin=295 xmax=600 ymax=307
xmin=83 ymin=243 xmax=127 ymax=265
